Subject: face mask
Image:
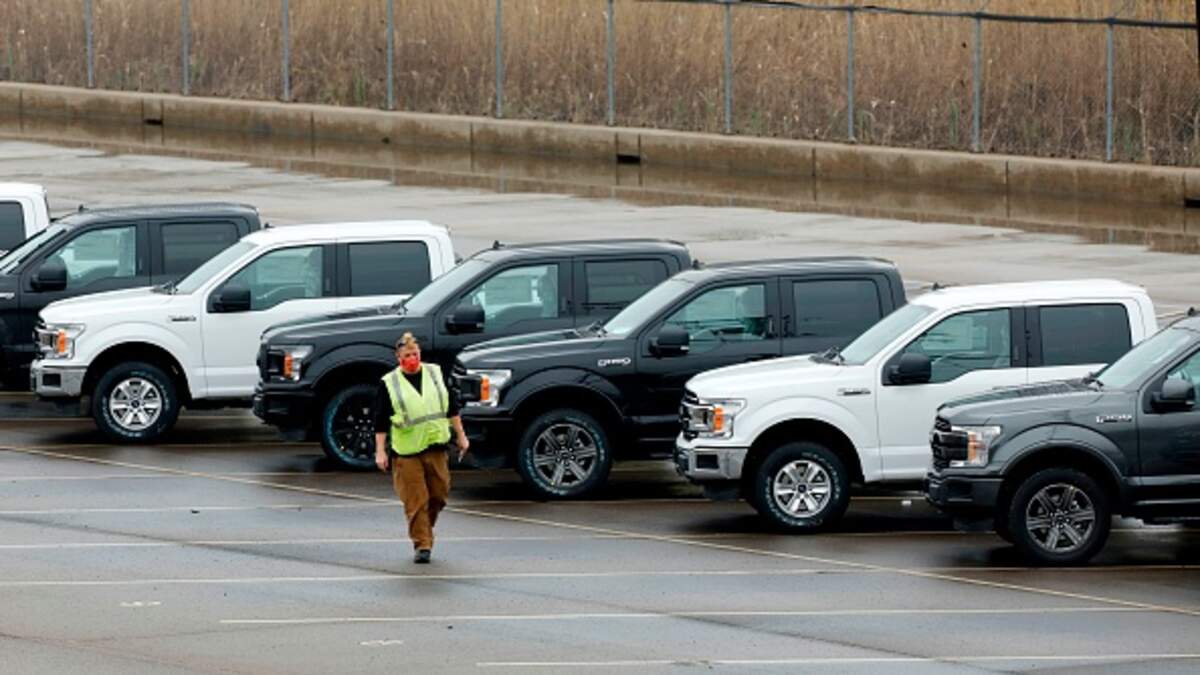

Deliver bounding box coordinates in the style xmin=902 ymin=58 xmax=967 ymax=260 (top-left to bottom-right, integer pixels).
xmin=400 ymin=355 xmax=421 ymax=373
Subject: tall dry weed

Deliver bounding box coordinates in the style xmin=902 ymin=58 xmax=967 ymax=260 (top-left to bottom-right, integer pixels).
xmin=0 ymin=0 xmax=1196 ymax=165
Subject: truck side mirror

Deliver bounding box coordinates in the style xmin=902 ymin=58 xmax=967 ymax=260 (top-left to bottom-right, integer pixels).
xmin=888 ymin=352 xmax=932 ymax=385
xmin=32 ymin=259 xmax=68 ymax=292
xmin=212 ymin=284 xmax=252 ymax=313
xmin=650 ymin=325 xmax=690 ymax=357
xmin=446 ymin=304 xmax=485 ymax=334
xmin=1152 ymin=379 xmax=1195 ymax=412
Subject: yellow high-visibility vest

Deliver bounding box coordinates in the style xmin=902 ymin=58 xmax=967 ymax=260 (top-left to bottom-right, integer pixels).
xmin=382 ymin=364 xmax=451 ymax=456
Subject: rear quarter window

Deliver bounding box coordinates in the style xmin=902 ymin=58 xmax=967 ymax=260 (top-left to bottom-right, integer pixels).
xmin=1038 ymin=303 xmax=1131 ymax=366
xmin=348 ymin=241 xmax=431 ymax=296
xmin=161 ymin=222 xmax=241 ymax=277
xmin=584 ymin=259 xmax=669 ymax=310
xmin=792 ymin=278 xmax=883 ymax=340
xmin=0 ymin=201 xmax=26 ymax=251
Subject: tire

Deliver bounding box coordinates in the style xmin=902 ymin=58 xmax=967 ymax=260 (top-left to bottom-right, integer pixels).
xmin=516 ymin=408 xmax=613 ymax=499
xmin=92 ymin=361 xmax=180 ymax=443
xmin=750 ymin=441 xmax=851 ymax=532
xmin=320 ymin=383 xmax=379 ymax=471
xmin=1007 ymin=468 xmax=1111 ymax=566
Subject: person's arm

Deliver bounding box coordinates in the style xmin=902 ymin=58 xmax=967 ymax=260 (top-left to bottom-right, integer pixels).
xmin=374 ymin=382 xmax=391 ymax=473
xmin=450 ymin=415 xmax=469 ymax=461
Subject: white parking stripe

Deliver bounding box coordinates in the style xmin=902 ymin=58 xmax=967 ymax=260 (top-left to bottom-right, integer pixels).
xmin=477 ymin=654 xmax=1200 ymax=668
xmin=221 ymin=606 xmax=1144 ymax=626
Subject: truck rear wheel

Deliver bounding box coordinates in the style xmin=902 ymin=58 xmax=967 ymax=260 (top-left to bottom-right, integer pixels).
xmin=92 ymin=361 xmax=180 ymax=443
xmin=320 ymin=383 xmax=378 ymax=471
xmin=516 ymin=408 xmax=612 ymax=499
xmin=750 ymin=441 xmax=850 ymax=532
xmin=1007 ymin=468 xmax=1111 ymax=566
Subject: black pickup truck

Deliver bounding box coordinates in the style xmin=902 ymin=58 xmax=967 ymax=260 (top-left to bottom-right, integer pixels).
xmin=0 ymin=203 xmax=260 ymax=387
xmin=927 ymin=315 xmax=1200 ymax=565
xmin=253 ymin=239 xmax=692 ymax=469
xmin=455 ymin=257 xmax=906 ymax=498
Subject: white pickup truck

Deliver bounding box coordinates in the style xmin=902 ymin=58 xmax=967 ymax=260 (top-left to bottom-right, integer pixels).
xmin=676 ymin=279 xmax=1159 ymax=531
xmin=0 ymin=183 xmax=51 ymax=255
xmin=32 ymin=220 xmax=455 ymax=442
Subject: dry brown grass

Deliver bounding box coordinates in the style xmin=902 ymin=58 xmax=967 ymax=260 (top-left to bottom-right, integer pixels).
xmin=1 ymin=0 xmax=1196 ymax=165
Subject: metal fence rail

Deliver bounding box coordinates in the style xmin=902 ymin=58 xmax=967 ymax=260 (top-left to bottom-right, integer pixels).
xmin=46 ymin=0 xmax=1200 ymax=163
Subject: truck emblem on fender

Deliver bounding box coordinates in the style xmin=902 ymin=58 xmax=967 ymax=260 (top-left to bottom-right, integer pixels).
xmin=1096 ymin=414 xmax=1133 ymax=424
xmin=597 ymin=357 xmax=632 ymax=368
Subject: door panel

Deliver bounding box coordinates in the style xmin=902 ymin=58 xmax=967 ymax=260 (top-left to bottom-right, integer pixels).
xmin=876 ymin=307 xmax=1025 ymax=479
xmin=1138 ymin=349 xmax=1200 ymax=486
xmin=635 ymin=280 xmax=781 ymax=443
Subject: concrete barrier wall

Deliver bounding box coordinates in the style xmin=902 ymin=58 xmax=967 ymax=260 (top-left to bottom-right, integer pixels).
xmin=2 ymin=82 xmax=1197 ymax=206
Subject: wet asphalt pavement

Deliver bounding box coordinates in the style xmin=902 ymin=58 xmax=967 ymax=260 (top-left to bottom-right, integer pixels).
xmin=2 ymin=408 xmax=1199 ymax=674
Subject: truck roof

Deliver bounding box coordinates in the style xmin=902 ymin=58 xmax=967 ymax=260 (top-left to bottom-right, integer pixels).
xmin=242 ymin=220 xmax=450 ymax=246
xmin=0 ymin=183 xmax=46 ymax=199
xmin=679 ymin=256 xmax=898 ymax=281
xmin=913 ymin=279 xmax=1147 ymax=311
xmin=55 ymin=202 xmax=260 ymax=229
xmin=472 ymin=238 xmax=690 ymax=261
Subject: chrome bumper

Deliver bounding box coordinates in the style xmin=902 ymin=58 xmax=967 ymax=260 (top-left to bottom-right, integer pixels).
xmin=674 ymin=439 xmax=749 ymax=481
xmin=31 ymin=361 xmax=87 ymax=398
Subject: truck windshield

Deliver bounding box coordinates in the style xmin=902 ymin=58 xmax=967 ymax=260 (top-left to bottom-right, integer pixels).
xmin=1095 ymin=327 xmax=1194 ymax=390
xmin=0 ymin=225 xmax=65 ymax=274
xmin=401 ymin=258 xmax=490 ymax=315
xmin=603 ymin=277 xmax=695 ymax=338
xmin=838 ymin=303 xmax=936 ymax=365
xmin=174 ymin=240 xmax=256 ymax=294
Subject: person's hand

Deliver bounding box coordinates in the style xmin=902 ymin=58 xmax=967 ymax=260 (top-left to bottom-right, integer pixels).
xmin=375 ymin=451 xmax=389 ymax=473
xmin=456 ymin=434 xmax=470 ymax=462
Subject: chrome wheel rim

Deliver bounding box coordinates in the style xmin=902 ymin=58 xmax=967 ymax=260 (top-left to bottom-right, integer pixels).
xmin=772 ymin=460 xmax=832 ymax=517
xmin=108 ymin=377 xmax=163 ymax=431
xmin=530 ymin=423 xmax=599 ymax=489
xmin=1025 ymin=482 xmax=1096 ymax=555
xmin=331 ymin=393 xmax=375 ymax=463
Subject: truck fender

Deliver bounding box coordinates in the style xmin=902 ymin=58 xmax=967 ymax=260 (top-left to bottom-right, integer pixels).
xmin=742 ymin=396 xmax=878 ymax=481
xmin=994 ymin=423 xmax=1130 ymax=499
xmin=504 ymin=368 xmax=626 ymax=419
xmin=307 ymin=344 xmax=395 ymax=387
xmin=79 ymin=323 xmax=198 ymax=396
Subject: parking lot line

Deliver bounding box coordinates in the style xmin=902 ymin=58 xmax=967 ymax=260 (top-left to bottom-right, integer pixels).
xmin=476 ymin=654 xmax=1200 ymax=668
xmin=6 ymin=444 xmax=1200 ymax=619
xmin=219 ymin=606 xmax=1146 ymax=626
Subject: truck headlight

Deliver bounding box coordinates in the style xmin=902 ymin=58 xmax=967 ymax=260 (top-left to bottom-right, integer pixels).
xmin=465 ymin=369 xmax=512 ymax=407
xmin=277 ymin=345 xmax=313 ymax=382
xmin=684 ymin=398 xmax=746 ymax=439
xmin=39 ymin=323 xmax=86 ymax=360
xmin=950 ymin=425 xmax=1002 ymax=468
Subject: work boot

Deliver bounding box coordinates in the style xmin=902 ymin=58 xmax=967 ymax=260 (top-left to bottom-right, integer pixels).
xmin=414 ymin=549 xmax=432 ymax=564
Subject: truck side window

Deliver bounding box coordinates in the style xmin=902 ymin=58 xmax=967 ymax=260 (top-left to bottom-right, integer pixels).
xmin=665 ymin=284 xmax=767 ymax=344
xmin=223 ymin=245 xmax=324 ymax=311
xmin=792 ymin=279 xmax=881 ymax=341
xmin=348 ymin=241 xmax=431 ymax=297
xmin=1038 ymin=304 xmax=1130 ymax=367
xmin=899 ymin=308 xmax=1011 ymax=383
xmin=583 ymin=260 xmax=668 ymax=315
xmin=1165 ymin=351 xmax=1200 ymax=387
xmin=0 ymin=201 xmax=24 ymax=251
xmin=161 ymin=222 xmax=240 ymax=278
xmin=461 ymin=263 xmax=560 ymax=331
xmin=47 ymin=225 xmax=139 ymax=290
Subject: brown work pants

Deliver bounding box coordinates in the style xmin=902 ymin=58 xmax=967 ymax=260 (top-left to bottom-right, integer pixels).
xmin=390 ymin=446 xmax=451 ymax=551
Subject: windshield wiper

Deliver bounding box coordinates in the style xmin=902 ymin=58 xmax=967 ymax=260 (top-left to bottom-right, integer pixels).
xmin=152 ymin=280 xmax=178 ymax=295
xmin=1082 ymin=372 xmax=1103 ymax=388
xmin=816 ymin=346 xmax=845 ymax=365
xmin=585 ymin=321 xmax=607 ymax=337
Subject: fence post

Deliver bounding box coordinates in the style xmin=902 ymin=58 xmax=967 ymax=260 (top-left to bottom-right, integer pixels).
xmin=386 ymin=0 xmax=395 ymax=110
xmin=846 ymin=8 xmax=855 ymax=142
xmin=606 ymin=0 xmax=615 ymax=126
xmin=85 ymin=0 xmax=94 ymax=88
xmin=1105 ymin=21 xmax=1114 ymax=162
xmin=281 ymin=0 xmax=291 ymax=102
xmin=495 ymin=0 xmax=504 ymax=118
xmin=971 ymin=15 xmax=981 ymax=152
xmin=181 ymin=0 xmax=190 ymax=95
xmin=722 ymin=0 xmax=733 ymax=135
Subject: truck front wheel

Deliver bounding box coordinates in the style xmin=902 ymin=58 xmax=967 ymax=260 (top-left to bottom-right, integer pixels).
xmin=92 ymin=362 xmax=180 ymax=443
xmin=320 ymin=383 xmax=379 ymax=471
xmin=1006 ymin=468 xmax=1111 ymax=566
xmin=516 ymin=408 xmax=613 ymax=499
xmin=750 ymin=441 xmax=850 ymax=532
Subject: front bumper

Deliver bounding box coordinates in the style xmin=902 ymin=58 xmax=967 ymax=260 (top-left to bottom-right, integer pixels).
xmin=674 ymin=436 xmax=749 ymax=482
xmin=31 ymin=361 xmax=87 ymax=398
xmin=252 ymin=384 xmax=317 ymax=431
xmin=924 ymin=471 xmax=1003 ymax=519
xmin=459 ymin=407 xmax=517 ymax=465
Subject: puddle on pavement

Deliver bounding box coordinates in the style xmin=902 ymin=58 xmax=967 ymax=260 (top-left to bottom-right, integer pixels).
xmin=2 ymin=113 xmax=1198 ymax=254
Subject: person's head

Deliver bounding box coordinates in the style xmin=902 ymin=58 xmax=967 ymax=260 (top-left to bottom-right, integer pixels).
xmin=395 ymin=332 xmax=422 ymax=374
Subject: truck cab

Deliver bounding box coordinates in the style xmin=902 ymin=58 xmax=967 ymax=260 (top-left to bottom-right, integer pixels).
xmin=0 ymin=183 xmax=51 ymax=255
xmin=1 ymin=203 xmax=261 ymax=387
xmin=32 ymin=221 xmax=453 ymax=442
xmin=457 ymin=257 xmax=905 ymax=499
xmin=678 ymin=280 xmax=1158 ymax=532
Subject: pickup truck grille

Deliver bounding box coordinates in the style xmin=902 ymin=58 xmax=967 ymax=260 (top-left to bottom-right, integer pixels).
xmin=258 ymin=343 xmax=282 ymax=379
xmin=930 ymin=416 xmax=965 ymax=471
xmin=680 ymin=389 xmax=701 ymax=440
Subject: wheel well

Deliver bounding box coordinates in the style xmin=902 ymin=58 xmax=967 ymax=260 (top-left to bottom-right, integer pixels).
xmin=83 ymin=343 xmax=191 ymax=403
xmin=314 ymin=362 xmax=391 ymax=408
xmin=512 ymin=387 xmax=626 ymax=452
xmin=743 ymin=419 xmax=864 ymax=492
xmin=997 ymin=447 xmax=1123 ymax=519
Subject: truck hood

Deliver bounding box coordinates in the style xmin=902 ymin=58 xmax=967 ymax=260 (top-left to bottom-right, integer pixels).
xmin=457 ymin=335 xmax=616 ymax=369
xmin=40 ymin=287 xmax=175 ymax=323
xmin=262 ymin=306 xmax=416 ymax=345
xmin=939 ymin=380 xmax=1106 ymax=423
xmin=688 ymin=353 xmax=849 ymax=398
xmin=462 ymin=327 xmax=586 ymax=353
xmin=262 ymin=304 xmax=396 ymax=342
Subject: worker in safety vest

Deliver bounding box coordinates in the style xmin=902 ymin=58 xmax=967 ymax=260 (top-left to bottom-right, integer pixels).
xmin=374 ymin=332 xmax=469 ymax=564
